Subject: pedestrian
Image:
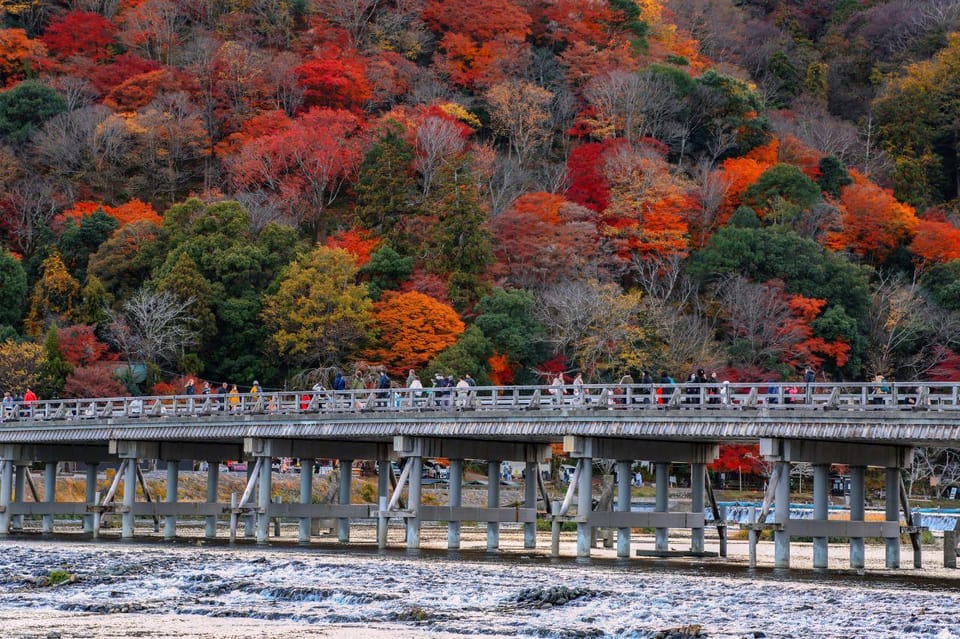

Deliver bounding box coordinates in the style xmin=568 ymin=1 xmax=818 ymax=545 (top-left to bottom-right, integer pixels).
xmin=228 ymin=384 xmax=240 ymax=412
xmin=23 ymin=387 xmax=37 ymax=416
xmin=377 ymin=370 xmax=390 ymax=407
xmin=185 ymin=378 xmax=196 ymax=395
xmin=572 ymin=373 xmax=584 ymax=404
xmin=406 ymin=369 xmax=418 ymax=388
xmin=201 ymin=381 xmax=211 ymax=395
xmin=2 ymin=391 xmax=13 ymax=420
xmin=464 ymin=373 xmax=476 ymax=387
xmin=456 ymin=375 xmax=470 ymax=407
xmin=333 ymin=370 xmax=346 ymax=391
xmin=217 ymin=382 xmax=228 ymax=411
xmin=550 ymin=373 xmax=564 ymax=404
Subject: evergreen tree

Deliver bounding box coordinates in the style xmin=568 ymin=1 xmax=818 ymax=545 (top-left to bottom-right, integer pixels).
xmin=354 ymin=123 xmax=419 ymax=246
xmin=37 ymin=325 xmax=73 ymax=398
xmin=0 ymin=248 xmax=27 ymax=328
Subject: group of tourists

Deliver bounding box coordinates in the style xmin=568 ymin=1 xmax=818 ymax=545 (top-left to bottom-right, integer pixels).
xmin=182 ymin=377 xmax=260 ymax=412
xmin=1 ymin=387 xmax=37 ymax=420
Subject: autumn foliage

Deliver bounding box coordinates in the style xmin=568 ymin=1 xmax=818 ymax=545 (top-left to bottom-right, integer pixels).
xmin=827 ymin=173 xmax=919 ymax=264
xmin=366 ymin=291 xmax=466 ymax=376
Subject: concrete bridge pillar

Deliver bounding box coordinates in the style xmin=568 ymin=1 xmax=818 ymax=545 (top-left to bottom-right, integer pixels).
xmin=524 ymin=461 xmax=538 ymax=549
xmin=339 ymin=458 xmax=353 ymax=543
xmin=0 ymin=460 xmax=12 ymax=535
xmin=376 ymin=455 xmax=389 ymax=548
xmin=449 ymin=459 xmax=463 ymax=549
xmin=12 ymin=464 xmax=25 ymax=531
xmin=774 ymin=460 xmax=791 ymax=568
xmin=885 ymin=466 xmax=901 ymax=569
xmin=298 ymin=458 xmax=313 ymax=544
xmin=616 ymin=460 xmax=632 ymax=558
xmin=164 ymin=460 xmax=179 ymax=540
xmin=487 ymin=460 xmax=501 ymax=551
xmin=122 ymin=455 xmax=138 ymax=539
xmin=245 ymin=463 xmax=256 ymax=538
xmin=655 ymin=462 xmax=670 ymax=553
xmin=691 ymin=463 xmax=705 ymax=554
xmin=205 ymin=460 xmax=219 ymax=539
xmin=256 ymin=455 xmax=272 ymax=545
xmin=813 ymin=463 xmax=829 ymax=569
xmin=578 ymin=457 xmax=594 ymax=558
xmin=42 ymin=461 xmax=57 ymax=534
xmin=849 ymin=465 xmax=866 ymax=569
xmin=84 ymin=463 xmax=98 ymax=534
xmin=406 ymin=456 xmax=422 ymax=549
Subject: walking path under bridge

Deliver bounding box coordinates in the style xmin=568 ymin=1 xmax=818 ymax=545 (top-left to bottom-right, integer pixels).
xmin=2 ymin=381 xmax=960 ymax=573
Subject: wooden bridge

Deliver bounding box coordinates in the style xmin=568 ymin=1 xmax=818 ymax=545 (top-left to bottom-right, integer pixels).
xmin=1 ymin=381 xmax=958 ymax=571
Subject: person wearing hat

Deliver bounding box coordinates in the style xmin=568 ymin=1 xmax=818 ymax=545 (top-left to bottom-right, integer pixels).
xmin=250 ymin=380 xmax=261 ymax=397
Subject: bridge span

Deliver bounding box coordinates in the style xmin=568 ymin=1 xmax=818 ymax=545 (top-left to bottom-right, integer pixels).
xmin=1 ymin=381 xmax=958 ymax=571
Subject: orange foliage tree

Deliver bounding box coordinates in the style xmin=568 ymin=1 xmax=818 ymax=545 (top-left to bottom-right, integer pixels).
xmin=826 ymin=172 xmax=919 ymax=264
xmin=909 ymin=218 xmax=960 ymax=264
xmin=781 ymin=294 xmax=850 ymax=371
xmin=489 ymin=192 xmax=603 ymax=289
xmin=325 ymin=228 xmax=380 ymax=267
xmin=0 ymin=28 xmax=46 ymax=86
xmin=602 ymin=143 xmax=691 ymax=263
xmin=62 ymin=199 xmax=162 ymax=227
xmin=366 ymin=290 xmax=465 ymax=375
xmin=423 ymin=0 xmax=533 ymax=88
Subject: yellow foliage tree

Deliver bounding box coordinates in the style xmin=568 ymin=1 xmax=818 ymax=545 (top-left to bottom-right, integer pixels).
xmin=25 ymin=252 xmax=80 ymax=338
xmin=0 ymin=340 xmax=44 ymax=395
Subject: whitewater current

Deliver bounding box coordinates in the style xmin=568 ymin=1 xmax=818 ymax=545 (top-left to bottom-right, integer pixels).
xmin=1 ymin=537 xmax=959 ymax=639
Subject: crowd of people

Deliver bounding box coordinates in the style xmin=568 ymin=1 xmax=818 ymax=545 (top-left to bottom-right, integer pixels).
xmin=1 ymin=364 xmax=903 ymax=419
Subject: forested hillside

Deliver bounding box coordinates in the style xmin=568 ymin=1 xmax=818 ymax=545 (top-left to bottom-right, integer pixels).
xmin=2 ymin=0 xmax=960 ymax=397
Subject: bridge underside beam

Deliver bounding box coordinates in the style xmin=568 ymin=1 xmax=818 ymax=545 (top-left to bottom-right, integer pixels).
xmin=394 ymin=436 xmax=551 ymax=463
xmin=0 ymin=444 xmax=113 ymax=463
xmin=761 ymin=438 xmax=913 ymax=467
xmin=110 ymin=440 xmax=244 ymax=461
xmin=245 ymin=438 xmax=391 ymax=461
xmin=563 ymin=436 xmax=719 ymax=463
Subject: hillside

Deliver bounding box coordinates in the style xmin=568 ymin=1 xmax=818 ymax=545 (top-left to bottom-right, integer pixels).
xmin=1 ymin=0 xmax=960 ymax=401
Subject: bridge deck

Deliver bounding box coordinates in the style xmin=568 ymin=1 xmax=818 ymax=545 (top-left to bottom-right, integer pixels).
xmin=0 ymin=382 xmax=958 ymax=448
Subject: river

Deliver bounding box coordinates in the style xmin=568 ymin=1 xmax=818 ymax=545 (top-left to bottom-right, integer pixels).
xmin=2 ymin=537 xmax=959 ymax=639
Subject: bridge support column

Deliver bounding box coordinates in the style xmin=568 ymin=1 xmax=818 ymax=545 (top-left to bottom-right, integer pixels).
xmin=42 ymin=461 xmax=57 ymax=534
xmin=84 ymin=463 xmax=98 ymax=534
xmin=0 ymin=460 xmax=12 ymax=535
xmin=813 ymin=463 xmax=829 ymax=569
xmin=487 ymin=460 xmax=500 ymax=551
xmin=339 ymin=458 xmax=353 ymax=543
xmin=691 ymin=463 xmax=705 ymax=554
xmin=406 ymin=456 xmax=422 ymax=549
xmin=774 ymin=461 xmax=791 ymax=568
xmin=245 ymin=464 xmax=255 ymax=538
xmin=616 ymin=460 xmax=631 ymax=558
xmin=449 ymin=459 xmax=463 ymax=549
xmin=256 ymin=455 xmax=272 ymax=545
xmin=849 ymin=465 xmax=865 ymax=569
xmin=122 ymin=456 xmax=137 ymax=539
xmin=577 ymin=457 xmax=593 ymax=558
xmin=205 ymin=461 xmax=219 ymax=539
xmin=655 ymin=462 xmax=669 ymax=553
xmin=377 ymin=455 xmax=389 ymax=548
xmin=298 ymin=458 xmax=313 ymax=544
xmin=524 ymin=461 xmax=537 ymax=549
xmin=885 ymin=467 xmax=901 ymax=569
xmin=164 ymin=461 xmax=179 ymax=540
xmin=12 ymin=464 xmax=25 ymax=531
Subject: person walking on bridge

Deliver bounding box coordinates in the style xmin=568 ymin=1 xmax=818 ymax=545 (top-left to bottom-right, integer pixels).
xmin=22 ymin=387 xmax=36 ymax=417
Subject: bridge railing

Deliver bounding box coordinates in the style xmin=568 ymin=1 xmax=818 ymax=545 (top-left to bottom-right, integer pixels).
xmin=0 ymin=381 xmax=958 ymax=425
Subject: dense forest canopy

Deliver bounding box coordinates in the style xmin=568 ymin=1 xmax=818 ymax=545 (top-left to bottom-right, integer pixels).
xmin=3 ymin=0 xmax=960 ymax=399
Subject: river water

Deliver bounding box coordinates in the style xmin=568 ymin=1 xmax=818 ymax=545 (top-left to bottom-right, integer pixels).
xmin=2 ymin=537 xmax=960 ymax=639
